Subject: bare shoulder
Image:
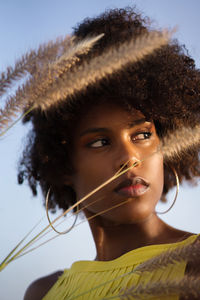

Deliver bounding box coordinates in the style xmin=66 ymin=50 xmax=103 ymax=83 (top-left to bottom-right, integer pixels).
xmin=24 ymin=270 xmax=63 ymax=300
xmin=165 ymin=225 xmax=195 ymax=242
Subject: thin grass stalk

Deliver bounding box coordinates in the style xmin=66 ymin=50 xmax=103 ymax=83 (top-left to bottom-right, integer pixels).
xmin=27 ymin=194 xmax=105 ymax=247
xmin=0 ymin=150 xmax=157 ymax=269
xmin=14 ymin=173 xmax=147 ymax=259
xmin=16 ymin=198 xmax=132 ymax=261
xmin=16 ymin=193 xmax=110 ymax=258
xmin=0 ymin=222 xmax=55 ymax=270
xmin=9 ymin=234 xmax=59 ymax=262
xmin=0 ymin=145 xmax=197 ymax=271
xmin=77 ymin=198 xmax=132 ymax=227
xmin=46 ymin=159 xmax=144 ymax=235
xmin=0 ymin=105 xmax=34 ymax=137
xmin=0 ymin=148 xmax=159 ymax=270
xmin=4 ymin=192 xmax=115 ymax=264
xmin=0 ymin=158 xmax=138 ymax=270
xmin=0 ymin=83 xmax=36 ymax=133
xmin=1 ymin=150 xmax=200 ymax=298
xmin=0 ymin=141 xmax=192 ymax=269
xmin=15 ymin=216 xmax=74 ymax=259
xmin=0 ymin=217 xmax=44 ymax=271
xmin=48 ymin=149 xmax=159 ymax=227
xmin=68 ymin=150 xmax=159 ymax=214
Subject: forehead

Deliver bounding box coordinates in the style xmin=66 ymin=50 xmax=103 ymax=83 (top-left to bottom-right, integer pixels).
xmin=78 ymin=103 xmax=145 ymax=130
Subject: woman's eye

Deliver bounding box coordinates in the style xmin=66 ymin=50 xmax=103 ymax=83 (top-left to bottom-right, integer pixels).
xmin=132 ymin=132 xmax=152 ymax=141
xmin=88 ymin=138 xmax=109 ymax=148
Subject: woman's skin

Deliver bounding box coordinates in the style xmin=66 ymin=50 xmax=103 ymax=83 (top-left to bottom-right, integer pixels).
xmin=24 ymin=103 xmax=192 ymax=300
xmin=69 ymin=103 xmax=192 ymax=261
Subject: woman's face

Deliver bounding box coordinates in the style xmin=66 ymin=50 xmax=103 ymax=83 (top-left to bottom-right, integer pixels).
xmin=69 ymin=103 xmax=164 ymax=225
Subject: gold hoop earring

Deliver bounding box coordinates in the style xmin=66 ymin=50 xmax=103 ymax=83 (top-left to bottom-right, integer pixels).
xmin=45 ymin=187 xmax=78 ymax=234
xmin=156 ymin=167 xmax=179 ymax=215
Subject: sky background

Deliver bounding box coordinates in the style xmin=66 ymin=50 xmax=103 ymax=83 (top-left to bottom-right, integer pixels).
xmin=0 ymin=1 xmax=200 ymax=299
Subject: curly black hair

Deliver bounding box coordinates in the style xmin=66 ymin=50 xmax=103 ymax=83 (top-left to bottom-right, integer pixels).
xmin=18 ymin=7 xmax=200 ymax=212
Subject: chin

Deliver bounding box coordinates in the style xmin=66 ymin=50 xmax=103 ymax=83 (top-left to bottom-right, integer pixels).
xmin=100 ymin=203 xmax=155 ymax=225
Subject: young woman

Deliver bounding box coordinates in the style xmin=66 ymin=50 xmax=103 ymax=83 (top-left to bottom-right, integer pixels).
xmin=20 ymin=7 xmax=200 ymax=300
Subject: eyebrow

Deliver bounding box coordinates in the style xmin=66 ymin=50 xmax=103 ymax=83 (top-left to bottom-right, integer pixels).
xmin=127 ymin=118 xmax=148 ymax=128
xmin=79 ymin=118 xmax=148 ymax=137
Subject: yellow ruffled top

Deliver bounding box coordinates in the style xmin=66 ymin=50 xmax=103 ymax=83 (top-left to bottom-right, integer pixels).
xmin=43 ymin=234 xmax=198 ymax=300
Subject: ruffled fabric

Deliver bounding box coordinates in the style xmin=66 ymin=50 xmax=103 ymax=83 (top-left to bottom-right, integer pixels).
xmin=43 ymin=234 xmax=198 ymax=300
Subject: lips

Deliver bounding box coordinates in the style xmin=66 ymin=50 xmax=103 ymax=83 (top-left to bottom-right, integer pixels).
xmin=114 ymin=177 xmax=149 ymax=197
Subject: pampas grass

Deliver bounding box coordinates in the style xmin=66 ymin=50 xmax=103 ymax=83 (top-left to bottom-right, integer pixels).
xmin=2 ymin=27 xmax=200 ymax=163
xmin=17 ymin=33 xmax=104 ymax=108
xmin=0 ymin=33 xmax=84 ymax=96
xmin=0 ymin=35 xmax=71 ymax=96
xmin=119 ymin=276 xmax=200 ymax=300
xmin=1 ymin=24 xmax=200 ymax=299
xmin=134 ymin=238 xmax=200 ymax=273
xmin=0 ymin=34 xmax=103 ymax=135
xmin=0 ymin=29 xmax=171 ymax=135
xmin=33 ymin=29 xmax=172 ymax=110
xmin=67 ymin=239 xmax=200 ymax=299
xmin=161 ymin=124 xmax=200 ymax=162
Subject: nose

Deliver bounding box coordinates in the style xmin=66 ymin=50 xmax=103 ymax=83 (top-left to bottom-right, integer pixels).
xmin=119 ymin=158 xmax=140 ymax=170
xmin=114 ymin=141 xmax=141 ymax=173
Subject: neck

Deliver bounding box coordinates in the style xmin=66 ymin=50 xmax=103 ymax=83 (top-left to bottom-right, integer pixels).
xmin=87 ymin=213 xmax=185 ymax=261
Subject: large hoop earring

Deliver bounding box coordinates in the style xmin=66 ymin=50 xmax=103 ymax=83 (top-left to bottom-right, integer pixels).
xmin=156 ymin=167 xmax=179 ymax=215
xmin=45 ymin=187 xmax=78 ymax=234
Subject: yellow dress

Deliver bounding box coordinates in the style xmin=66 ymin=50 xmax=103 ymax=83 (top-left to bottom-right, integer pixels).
xmin=43 ymin=234 xmax=198 ymax=300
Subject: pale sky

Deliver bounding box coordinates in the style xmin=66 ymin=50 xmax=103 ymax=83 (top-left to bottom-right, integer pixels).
xmin=0 ymin=1 xmax=200 ymax=299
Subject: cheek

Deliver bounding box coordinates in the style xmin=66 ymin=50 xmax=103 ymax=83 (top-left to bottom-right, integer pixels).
xmin=149 ymin=154 xmax=164 ymax=197
xmin=72 ymin=161 xmax=109 ymax=200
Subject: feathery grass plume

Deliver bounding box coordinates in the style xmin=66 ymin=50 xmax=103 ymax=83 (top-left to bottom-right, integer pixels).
xmin=0 ymin=34 xmax=73 ymax=97
xmin=0 ymin=30 xmax=171 ymax=132
xmin=0 ymin=35 xmax=72 ymax=132
xmin=46 ymin=238 xmax=200 ymax=299
xmin=119 ymin=276 xmax=200 ymax=299
xmin=33 ymin=29 xmax=172 ymax=110
xmin=21 ymin=34 xmax=104 ymax=105
xmin=134 ymin=239 xmax=200 ymax=274
xmin=161 ymin=124 xmax=200 ymax=162
xmin=0 ymin=34 xmax=104 ymax=135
